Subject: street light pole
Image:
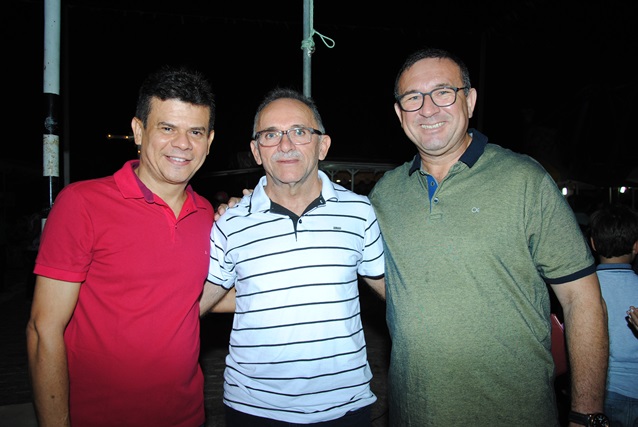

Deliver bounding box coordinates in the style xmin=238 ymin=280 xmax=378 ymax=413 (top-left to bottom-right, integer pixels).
xmin=302 ymin=0 xmax=312 ymax=97
xmin=42 ymin=0 xmax=61 ymax=228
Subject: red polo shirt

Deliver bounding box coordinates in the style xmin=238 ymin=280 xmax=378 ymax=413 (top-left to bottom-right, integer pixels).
xmin=35 ymin=160 xmax=213 ymax=427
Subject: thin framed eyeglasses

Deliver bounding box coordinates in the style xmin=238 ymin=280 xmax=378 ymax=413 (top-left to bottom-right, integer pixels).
xmin=253 ymin=126 xmax=323 ymax=147
xmin=396 ymin=86 xmax=468 ymax=112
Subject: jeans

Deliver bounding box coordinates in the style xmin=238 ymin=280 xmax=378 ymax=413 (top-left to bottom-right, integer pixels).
xmin=605 ymin=390 xmax=638 ymax=427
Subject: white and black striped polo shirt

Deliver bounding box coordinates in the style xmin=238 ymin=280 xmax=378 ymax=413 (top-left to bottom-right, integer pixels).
xmin=208 ymin=170 xmax=385 ymax=423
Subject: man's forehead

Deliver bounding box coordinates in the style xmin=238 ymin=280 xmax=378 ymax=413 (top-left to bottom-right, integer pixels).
xmin=400 ymin=59 xmax=461 ymax=91
xmin=259 ymin=99 xmax=314 ymax=127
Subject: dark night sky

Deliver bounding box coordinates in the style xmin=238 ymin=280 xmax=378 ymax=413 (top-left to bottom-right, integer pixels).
xmin=5 ymin=0 xmax=637 ymax=217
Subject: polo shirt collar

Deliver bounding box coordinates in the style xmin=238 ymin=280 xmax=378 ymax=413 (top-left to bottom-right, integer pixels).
xmin=114 ymin=160 xmax=149 ymax=200
xmin=113 ymin=159 xmax=202 ymax=208
xmin=408 ymin=128 xmax=489 ymax=175
xmin=248 ymin=169 xmax=336 ymax=213
xmin=596 ymin=263 xmax=634 ymax=271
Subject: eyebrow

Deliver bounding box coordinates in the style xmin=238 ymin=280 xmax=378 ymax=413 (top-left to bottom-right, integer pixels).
xmin=259 ymin=124 xmax=308 ymax=131
xmin=403 ymin=83 xmax=458 ymax=93
xmin=157 ymin=121 xmax=207 ymax=132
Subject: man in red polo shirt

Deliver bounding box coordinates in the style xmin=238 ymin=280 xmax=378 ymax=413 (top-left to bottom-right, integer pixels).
xmin=27 ymin=66 xmax=216 ymax=427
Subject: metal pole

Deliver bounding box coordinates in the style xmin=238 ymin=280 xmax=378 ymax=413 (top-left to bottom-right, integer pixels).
xmin=43 ymin=0 xmax=61 ymax=226
xmin=302 ymin=0 xmax=311 ymax=97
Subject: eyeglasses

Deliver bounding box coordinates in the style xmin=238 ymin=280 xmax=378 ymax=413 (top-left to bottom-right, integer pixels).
xmin=253 ymin=126 xmax=323 ymax=147
xmin=396 ymin=86 xmax=468 ymax=112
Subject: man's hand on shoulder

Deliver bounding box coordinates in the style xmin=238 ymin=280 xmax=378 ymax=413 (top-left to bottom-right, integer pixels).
xmin=214 ymin=188 xmax=254 ymax=221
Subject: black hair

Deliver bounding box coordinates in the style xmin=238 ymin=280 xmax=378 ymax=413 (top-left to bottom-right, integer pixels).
xmin=589 ymin=204 xmax=638 ymax=258
xmin=394 ymin=47 xmax=471 ymax=99
xmin=135 ymin=65 xmax=216 ymax=131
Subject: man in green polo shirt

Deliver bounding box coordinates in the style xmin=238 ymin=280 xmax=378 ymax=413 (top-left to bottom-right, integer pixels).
xmin=368 ymin=47 xmax=609 ymax=427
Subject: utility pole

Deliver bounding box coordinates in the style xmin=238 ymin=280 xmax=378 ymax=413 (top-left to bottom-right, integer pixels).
xmin=302 ymin=0 xmax=312 ymax=97
xmin=42 ymin=0 xmax=61 ymax=228
xmin=301 ymin=0 xmax=334 ymax=98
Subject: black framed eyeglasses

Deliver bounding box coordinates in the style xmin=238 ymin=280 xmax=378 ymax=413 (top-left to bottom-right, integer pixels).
xmin=396 ymin=86 xmax=468 ymax=112
xmin=253 ymin=126 xmax=323 ymax=147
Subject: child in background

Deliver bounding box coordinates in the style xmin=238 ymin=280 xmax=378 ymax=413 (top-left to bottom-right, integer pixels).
xmin=589 ymin=204 xmax=638 ymax=426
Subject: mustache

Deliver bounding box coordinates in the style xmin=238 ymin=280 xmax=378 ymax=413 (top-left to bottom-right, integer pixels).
xmin=271 ymin=151 xmax=302 ymax=161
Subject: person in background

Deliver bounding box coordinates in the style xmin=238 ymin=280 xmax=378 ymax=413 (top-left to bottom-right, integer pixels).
xmin=589 ymin=203 xmax=638 ymax=426
xmin=27 ymin=65 xmax=217 ymax=427
xmin=201 ymin=87 xmax=385 ymax=426
xmin=367 ymin=47 xmax=609 ymax=426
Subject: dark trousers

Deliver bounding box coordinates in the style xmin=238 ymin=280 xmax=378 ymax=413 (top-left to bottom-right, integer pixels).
xmin=224 ymin=404 xmax=372 ymax=427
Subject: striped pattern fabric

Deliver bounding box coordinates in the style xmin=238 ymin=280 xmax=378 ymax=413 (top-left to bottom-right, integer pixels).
xmin=208 ymin=171 xmax=385 ymax=423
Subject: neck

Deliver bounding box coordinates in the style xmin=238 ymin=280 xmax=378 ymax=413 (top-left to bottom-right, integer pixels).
xmin=134 ymin=166 xmax=188 ymax=217
xmin=420 ymin=133 xmax=472 ymax=182
xmin=265 ymin=176 xmax=322 ymax=216
xmin=598 ymin=254 xmax=634 ymax=264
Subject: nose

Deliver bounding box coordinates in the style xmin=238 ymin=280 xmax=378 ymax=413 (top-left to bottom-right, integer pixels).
xmin=419 ymin=94 xmax=440 ymax=115
xmin=172 ymin=131 xmax=192 ymax=150
xmin=278 ymin=132 xmax=295 ymax=151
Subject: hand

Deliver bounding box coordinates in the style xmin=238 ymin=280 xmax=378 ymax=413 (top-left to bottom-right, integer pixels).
xmin=214 ymin=189 xmax=254 ymax=221
xmin=628 ymin=306 xmax=638 ymax=332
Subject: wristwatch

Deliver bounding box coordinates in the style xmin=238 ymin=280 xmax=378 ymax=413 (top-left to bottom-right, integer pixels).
xmin=568 ymin=410 xmax=610 ymax=427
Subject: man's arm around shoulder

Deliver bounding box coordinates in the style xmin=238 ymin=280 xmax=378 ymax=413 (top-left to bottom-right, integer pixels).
xmin=361 ymin=276 xmax=385 ymax=300
xmin=200 ymin=281 xmax=234 ymax=315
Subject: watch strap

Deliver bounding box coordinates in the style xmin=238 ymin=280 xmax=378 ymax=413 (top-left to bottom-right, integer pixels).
xmin=569 ymin=411 xmax=589 ymax=426
xmin=568 ymin=410 xmax=610 ymax=427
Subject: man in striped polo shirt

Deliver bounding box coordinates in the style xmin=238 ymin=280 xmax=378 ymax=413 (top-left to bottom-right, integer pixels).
xmin=201 ymin=87 xmax=385 ymax=426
